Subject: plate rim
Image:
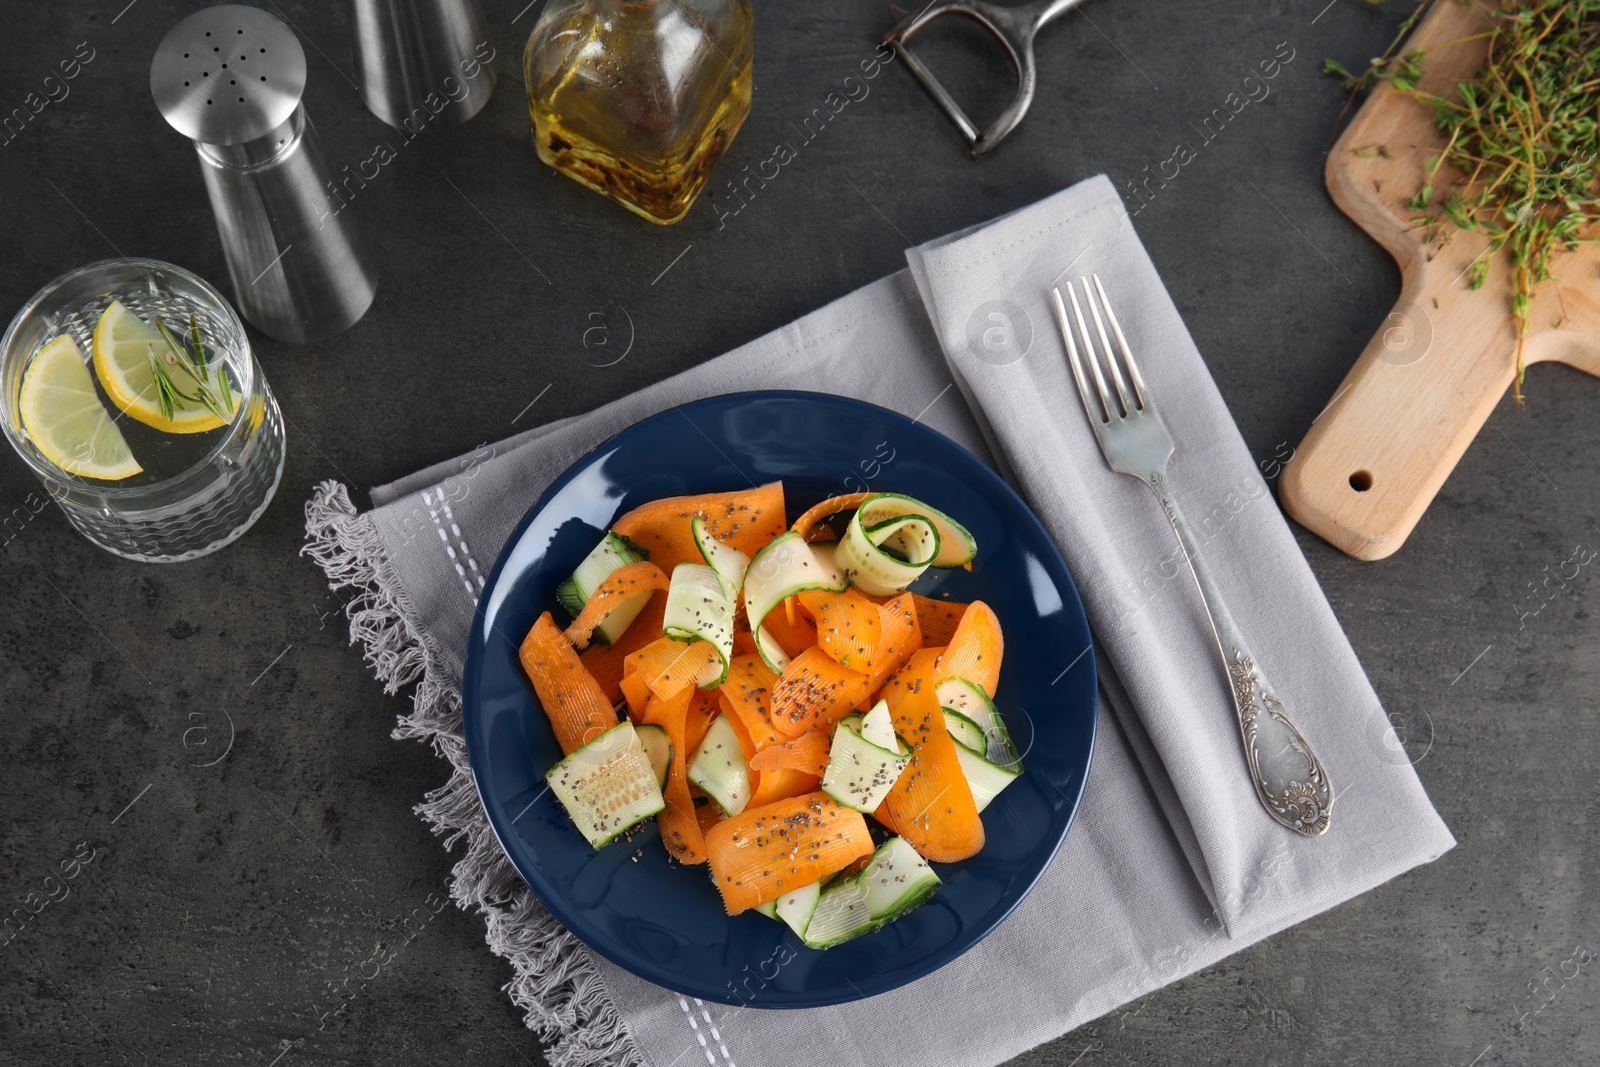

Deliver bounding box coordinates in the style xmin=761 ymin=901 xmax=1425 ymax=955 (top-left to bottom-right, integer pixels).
xmin=461 ymin=389 xmax=1097 ymax=1008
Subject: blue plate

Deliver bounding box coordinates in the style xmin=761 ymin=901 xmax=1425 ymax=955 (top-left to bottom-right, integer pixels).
xmin=462 ymin=391 xmax=1096 ymax=1008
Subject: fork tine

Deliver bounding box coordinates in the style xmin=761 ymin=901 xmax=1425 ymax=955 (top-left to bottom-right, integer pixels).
xmin=1051 ymin=285 xmax=1104 ymax=424
xmin=1091 ymin=273 xmax=1147 ymax=410
xmin=1066 ymin=281 xmax=1119 ymax=421
xmin=1081 ymin=276 xmax=1131 ymax=417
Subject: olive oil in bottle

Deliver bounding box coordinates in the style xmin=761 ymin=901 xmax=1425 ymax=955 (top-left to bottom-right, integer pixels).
xmin=524 ymin=0 xmax=754 ymax=225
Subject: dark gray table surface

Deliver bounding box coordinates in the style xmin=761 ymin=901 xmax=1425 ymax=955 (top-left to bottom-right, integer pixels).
xmin=2 ymin=2 xmax=1595 ymax=1065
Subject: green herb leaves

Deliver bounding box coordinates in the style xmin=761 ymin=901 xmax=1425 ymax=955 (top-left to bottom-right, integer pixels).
xmin=1329 ymin=0 xmax=1600 ymax=403
xmin=150 ymin=313 xmax=237 ymax=425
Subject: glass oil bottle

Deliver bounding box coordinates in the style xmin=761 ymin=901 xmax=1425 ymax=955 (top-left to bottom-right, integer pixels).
xmin=523 ymin=0 xmax=754 ymax=225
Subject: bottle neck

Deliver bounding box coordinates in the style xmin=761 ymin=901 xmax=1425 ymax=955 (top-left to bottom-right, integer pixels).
xmin=604 ymin=0 xmax=669 ymax=21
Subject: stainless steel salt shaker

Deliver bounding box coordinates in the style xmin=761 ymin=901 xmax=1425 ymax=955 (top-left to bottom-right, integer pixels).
xmin=350 ymin=0 xmax=495 ymax=131
xmin=151 ymin=5 xmax=379 ymax=344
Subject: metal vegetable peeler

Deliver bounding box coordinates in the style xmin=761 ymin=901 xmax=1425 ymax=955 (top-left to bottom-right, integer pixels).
xmin=883 ymin=0 xmax=1090 ymax=158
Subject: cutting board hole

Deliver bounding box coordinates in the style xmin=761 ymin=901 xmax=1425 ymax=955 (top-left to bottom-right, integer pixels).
xmin=1349 ymin=470 xmax=1373 ymax=492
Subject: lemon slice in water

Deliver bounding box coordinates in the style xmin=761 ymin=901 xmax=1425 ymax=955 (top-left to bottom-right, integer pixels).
xmin=92 ymin=299 xmax=229 ymax=434
xmin=19 ymin=334 xmax=142 ymax=481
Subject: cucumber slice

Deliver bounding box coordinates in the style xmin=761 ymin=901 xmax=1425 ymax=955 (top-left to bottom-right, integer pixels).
xmin=821 ymin=711 xmax=911 ymax=814
xmin=686 ymin=715 xmax=751 ymax=817
xmin=952 ymin=743 xmax=1021 ymax=813
xmin=860 ymin=699 xmax=897 ymax=751
xmin=561 ymin=533 xmax=652 ymax=646
xmin=545 ymin=722 xmax=665 ymax=848
xmin=858 ymin=493 xmax=977 ymax=568
xmin=663 ymin=563 xmax=736 ymax=688
xmin=799 ymin=839 xmax=941 ymax=947
xmin=742 ymin=531 xmax=848 ymax=671
xmin=801 ymin=875 xmax=878 ymax=949
xmin=837 ymin=493 xmax=978 ymax=595
xmin=774 ymin=881 xmax=822 ymax=939
xmin=867 ymin=516 xmax=940 ymax=567
xmin=837 ymin=512 xmax=939 ymax=597
xmin=753 ymin=899 xmax=779 ymax=919
xmin=858 ymin=837 xmax=941 ymax=923
xmin=754 ymin=625 xmax=791 ymax=673
xmin=935 ymin=677 xmax=1021 ymax=771
xmin=692 ymin=515 xmax=749 ymax=595
xmin=555 ymin=577 xmax=587 ymax=618
xmin=634 ymin=723 xmax=671 ymax=790
xmin=942 ymin=708 xmax=986 ymax=752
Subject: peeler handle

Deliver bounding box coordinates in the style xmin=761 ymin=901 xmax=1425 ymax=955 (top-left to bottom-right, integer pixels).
xmin=1031 ymin=0 xmax=1090 ymax=24
xmin=883 ymin=0 xmax=1089 ymax=157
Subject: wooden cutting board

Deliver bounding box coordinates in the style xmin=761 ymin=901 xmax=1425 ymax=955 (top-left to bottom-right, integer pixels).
xmin=1279 ymin=0 xmax=1600 ymax=560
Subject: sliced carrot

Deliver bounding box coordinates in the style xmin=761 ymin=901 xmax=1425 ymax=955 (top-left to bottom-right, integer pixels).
xmin=717 ymin=654 xmax=783 ymax=750
xmin=714 ymin=684 xmax=821 ymax=806
xmin=769 ymin=647 xmax=874 ymax=738
xmin=619 ymin=672 xmax=653 ymax=722
xmin=580 ymin=646 xmax=627 ymax=708
xmin=518 ymin=612 xmax=619 ymax=755
xmin=836 ymin=852 xmax=873 ymax=878
xmin=799 ymin=587 xmax=882 ymax=672
xmin=874 ymin=652 xmax=985 ymax=862
xmin=937 ymin=600 xmax=1003 ymax=696
xmin=761 ymin=600 xmax=818 ymax=658
xmin=579 ymin=592 xmax=666 ymax=703
xmin=611 ymin=483 xmax=787 ymax=573
xmin=863 ymin=592 xmax=924 ymax=692
xmin=641 ymin=687 xmax=706 ymax=864
xmin=625 ymin=636 xmax=724 ymax=701
xmin=746 ymin=728 xmax=831 ymax=777
xmin=686 ymin=687 xmax=720 ymax=758
xmin=748 ymin=766 xmax=820 ymax=808
xmin=732 ymin=629 xmax=759 ymax=656
xmin=913 ymin=594 xmax=967 ymax=649
xmin=562 ymin=561 xmax=669 ymax=649
xmin=696 ymin=802 xmax=724 ymax=835
xmin=790 ymin=492 xmax=872 ymax=542
xmin=704 ymin=792 xmax=875 ymax=914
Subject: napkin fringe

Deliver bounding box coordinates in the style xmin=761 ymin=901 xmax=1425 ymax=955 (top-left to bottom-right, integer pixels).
xmin=303 ymin=480 xmax=647 ymax=1067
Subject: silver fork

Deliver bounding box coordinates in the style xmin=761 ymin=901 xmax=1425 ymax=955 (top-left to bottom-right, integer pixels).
xmin=1052 ymin=274 xmax=1332 ymax=837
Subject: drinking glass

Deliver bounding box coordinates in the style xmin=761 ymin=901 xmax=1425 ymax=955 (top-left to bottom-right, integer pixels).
xmin=0 ymin=258 xmax=286 ymax=562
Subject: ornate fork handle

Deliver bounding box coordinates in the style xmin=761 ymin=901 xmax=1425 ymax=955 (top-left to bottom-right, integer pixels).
xmin=1051 ymin=273 xmax=1330 ymax=836
xmin=1147 ymin=472 xmax=1333 ymax=837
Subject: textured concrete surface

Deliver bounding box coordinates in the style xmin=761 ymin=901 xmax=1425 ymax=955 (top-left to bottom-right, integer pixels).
xmin=1 ymin=2 xmax=1596 ymax=1065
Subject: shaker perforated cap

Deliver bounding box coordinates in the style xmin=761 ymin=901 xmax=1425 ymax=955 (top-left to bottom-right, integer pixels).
xmin=151 ymin=5 xmax=307 ymax=146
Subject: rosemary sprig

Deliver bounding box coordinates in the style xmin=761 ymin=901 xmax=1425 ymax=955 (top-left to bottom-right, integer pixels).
xmin=1326 ymin=0 xmax=1600 ymax=404
xmin=147 ymin=346 xmax=178 ymax=423
xmin=151 ymin=315 xmax=237 ymax=424
xmin=206 ymin=312 xmax=234 ymax=416
xmin=188 ymin=313 xmax=205 ymax=370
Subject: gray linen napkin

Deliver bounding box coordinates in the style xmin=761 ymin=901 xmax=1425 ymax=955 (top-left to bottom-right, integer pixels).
xmin=304 ymin=175 xmax=1454 ymax=1067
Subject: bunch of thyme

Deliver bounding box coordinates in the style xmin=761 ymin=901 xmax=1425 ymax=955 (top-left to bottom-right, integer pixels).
xmin=146 ymin=313 xmax=236 ymax=424
xmin=1326 ymin=0 xmax=1600 ymax=403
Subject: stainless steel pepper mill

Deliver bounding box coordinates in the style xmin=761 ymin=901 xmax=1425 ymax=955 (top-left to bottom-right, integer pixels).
xmin=349 ymin=0 xmax=495 ymax=131
xmin=151 ymin=5 xmax=379 ymax=344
